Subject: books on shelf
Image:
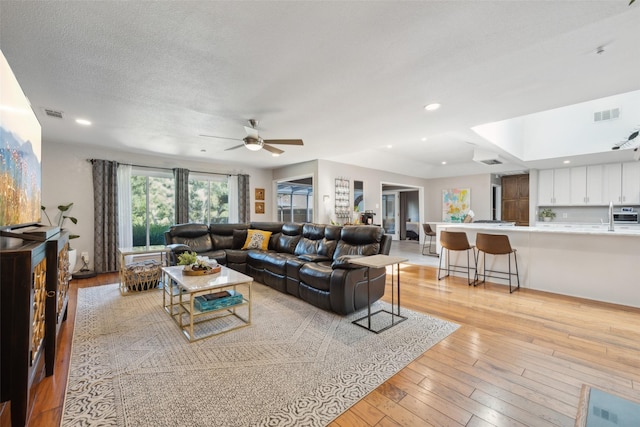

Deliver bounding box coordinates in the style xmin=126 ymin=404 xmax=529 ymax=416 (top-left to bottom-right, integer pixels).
xmin=194 ymin=290 xmax=243 ymax=312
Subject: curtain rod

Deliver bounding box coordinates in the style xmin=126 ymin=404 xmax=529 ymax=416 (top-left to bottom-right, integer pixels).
xmin=88 ymin=159 xmax=237 ymax=177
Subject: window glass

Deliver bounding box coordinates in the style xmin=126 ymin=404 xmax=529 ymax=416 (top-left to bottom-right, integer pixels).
xmin=188 ymin=175 xmax=229 ymax=224
xmin=131 ymin=170 xmax=174 ymax=246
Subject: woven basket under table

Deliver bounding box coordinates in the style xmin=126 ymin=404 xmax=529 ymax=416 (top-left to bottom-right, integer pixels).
xmin=123 ymin=260 xmax=161 ymax=291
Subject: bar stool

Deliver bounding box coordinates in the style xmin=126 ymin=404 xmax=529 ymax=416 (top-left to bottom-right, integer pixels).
xmin=474 ymin=233 xmax=520 ymax=293
xmin=437 ymin=231 xmax=477 ymax=286
xmin=421 ymin=223 xmax=437 ymax=256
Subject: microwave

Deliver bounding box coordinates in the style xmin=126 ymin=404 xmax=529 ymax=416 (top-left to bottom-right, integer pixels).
xmin=613 ymin=211 xmax=639 ymax=224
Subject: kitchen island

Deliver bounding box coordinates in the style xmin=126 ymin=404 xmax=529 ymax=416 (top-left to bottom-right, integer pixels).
xmin=436 ymin=223 xmax=640 ymax=308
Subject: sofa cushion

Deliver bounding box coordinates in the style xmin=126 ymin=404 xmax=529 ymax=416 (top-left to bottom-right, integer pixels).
xmin=225 ymin=249 xmax=248 ymax=265
xmin=318 ymin=238 xmax=337 ymax=258
xmin=298 ymin=263 xmax=332 ymax=292
xmin=333 ymin=225 xmax=382 ymax=259
xmin=242 ymin=229 xmax=272 ymax=250
xmin=233 ymin=229 xmax=248 ymax=249
xmin=331 ymin=255 xmax=365 ymax=269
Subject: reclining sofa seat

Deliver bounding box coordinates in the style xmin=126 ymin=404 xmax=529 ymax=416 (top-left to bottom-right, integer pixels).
xmin=298 ymin=225 xmax=387 ymax=314
xmin=164 ymin=222 xmax=392 ymax=315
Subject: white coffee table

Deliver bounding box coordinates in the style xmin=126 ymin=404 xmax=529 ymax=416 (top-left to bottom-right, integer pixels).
xmin=162 ymin=265 xmax=252 ymax=342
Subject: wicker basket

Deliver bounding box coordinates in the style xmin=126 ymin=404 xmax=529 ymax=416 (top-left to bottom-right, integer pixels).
xmin=123 ymin=260 xmax=161 ymax=291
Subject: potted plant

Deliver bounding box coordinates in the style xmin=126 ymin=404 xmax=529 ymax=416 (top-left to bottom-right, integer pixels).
xmin=41 ymin=203 xmax=79 ymax=273
xmin=540 ymin=208 xmax=556 ymax=222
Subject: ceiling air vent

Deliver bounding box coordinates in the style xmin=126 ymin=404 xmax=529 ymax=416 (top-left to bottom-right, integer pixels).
xmin=44 ymin=108 xmax=64 ymax=119
xmin=473 ymin=149 xmax=504 ymax=165
xmin=594 ymin=108 xmax=620 ymax=122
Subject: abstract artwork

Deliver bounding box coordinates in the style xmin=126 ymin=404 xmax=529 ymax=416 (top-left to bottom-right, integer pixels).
xmin=442 ymin=188 xmax=470 ymax=222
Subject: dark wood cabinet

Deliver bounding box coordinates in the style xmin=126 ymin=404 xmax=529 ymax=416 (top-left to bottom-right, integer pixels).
xmin=0 ymin=231 xmax=69 ymax=427
xmin=502 ymin=174 xmax=530 ymax=226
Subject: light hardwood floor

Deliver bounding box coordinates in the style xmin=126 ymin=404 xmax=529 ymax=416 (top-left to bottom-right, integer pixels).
xmin=24 ymin=266 xmax=640 ymax=427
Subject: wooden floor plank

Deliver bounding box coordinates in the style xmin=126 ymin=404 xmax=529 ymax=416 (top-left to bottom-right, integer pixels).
xmin=24 ymin=266 xmax=640 ymax=427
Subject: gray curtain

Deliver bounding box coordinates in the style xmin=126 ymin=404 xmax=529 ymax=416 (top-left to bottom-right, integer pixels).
xmin=174 ymin=168 xmax=189 ymax=224
xmin=92 ymin=159 xmax=119 ymax=273
xmin=238 ymin=174 xmax=250 ymax=223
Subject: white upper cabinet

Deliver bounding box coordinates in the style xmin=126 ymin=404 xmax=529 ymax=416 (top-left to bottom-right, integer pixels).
xmin=538 ymin=168 xmax=570 ymax=205
xmin=603 ymin=163 xmax=622 ymax=204
xmin=570 ymin=166 xmax=588 ymax=205
xmin=621 ymin=162 xmax=640 ymax=205
xmin=539 ymin=163 xmax=626 ymax=206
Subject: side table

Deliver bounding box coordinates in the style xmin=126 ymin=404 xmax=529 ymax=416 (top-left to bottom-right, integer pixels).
xmin=350 ymin=254 xmax=408 ymax=333
xmin=118 ymin=246 xmax=170 ymax=295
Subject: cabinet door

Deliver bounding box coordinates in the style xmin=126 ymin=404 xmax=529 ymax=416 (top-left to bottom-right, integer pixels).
xmin=585 ymin=165 xmax=604 ymax=205
xmin=538 ymin=169 xmax=554 ymax=205
xmin=603 ymin=163 xmax=622 ymax=204
xmin=622 ymin=162 xmax=640 ymax=204
xmin=553 ymin=168 xmax=571 ymax=205
xmin=570 ymin=167 xmax=587 ymax=205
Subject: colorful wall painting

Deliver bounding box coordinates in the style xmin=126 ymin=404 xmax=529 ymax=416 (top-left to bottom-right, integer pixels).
xmin=442 ymin=188 xmax=470 ymax=222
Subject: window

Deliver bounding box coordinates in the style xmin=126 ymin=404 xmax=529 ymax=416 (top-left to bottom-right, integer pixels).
xmin=131 ymin=169 xmax=175 ymax=246
xmin=188 ymin=174 xmax=229 ymax=224
xmin=277 ymin=177 xmax=313 ymax=222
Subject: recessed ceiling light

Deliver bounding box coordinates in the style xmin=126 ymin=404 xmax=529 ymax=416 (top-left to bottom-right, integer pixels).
xmin=441 ymin=161 xmax=447 ymax=165
xmin=563 ymin=160 xmax=571 ymax=164
xmin=424 ymin=103 xmax=441 ymax=111
xmin=272 ymin=153 xmax=280 ymax=157
xmin=386 ymin=145 xmax=393 ymax=149
xmin=75 ymin=118 xmax=91 ymax=126
xmin=421 ymin=137 xmax=427 ymax=142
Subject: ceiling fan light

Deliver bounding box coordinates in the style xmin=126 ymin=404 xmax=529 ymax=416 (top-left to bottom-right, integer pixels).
xmin=244 ymin=137 xmax=264 ymax=151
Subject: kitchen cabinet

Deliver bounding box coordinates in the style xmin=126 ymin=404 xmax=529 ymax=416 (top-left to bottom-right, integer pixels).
xmin=571 ymin=165 xmax=607 ymax=205
xmin=621 ymin=162 xmax=640 ymax=204
xmin=603 ymin=163 xmax=622 ymax=204
xmin=538 ymin=168 xmax=570 ymax=205
xmin=502 ymin=174 xmax=529 ymax=226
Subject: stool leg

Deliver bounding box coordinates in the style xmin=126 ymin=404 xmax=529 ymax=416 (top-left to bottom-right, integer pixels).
xmin=437 ymin=247 xmax=446 ymax=280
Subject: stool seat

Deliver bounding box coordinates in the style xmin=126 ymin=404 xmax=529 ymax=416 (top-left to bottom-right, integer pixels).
xmin=475 ymin=233 xmax=520 ymax=293
xmin=437 ymin=231 xmax=476 ymax=285
xmin=421 ymin=223 xmax=437 ymax=256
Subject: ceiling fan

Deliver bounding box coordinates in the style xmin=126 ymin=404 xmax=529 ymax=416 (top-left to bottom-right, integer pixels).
xmin=200 ymin=119 xmax=304 ymax=155
xmin=611 ymin=128 xmax=639 ymax=151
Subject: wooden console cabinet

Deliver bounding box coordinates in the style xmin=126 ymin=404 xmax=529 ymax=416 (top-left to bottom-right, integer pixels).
xmin=0 ymin=231 xmax=70 ymax=427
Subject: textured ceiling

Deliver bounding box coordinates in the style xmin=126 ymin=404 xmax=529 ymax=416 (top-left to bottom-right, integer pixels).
xmin=1 ymin=1 xmax=639 ymax=178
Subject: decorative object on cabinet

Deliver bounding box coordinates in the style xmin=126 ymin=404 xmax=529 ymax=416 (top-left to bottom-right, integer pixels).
xmin=334 ymin=177 xmax=351 ymax=220
xmin=255 ymin=188 xmax=265 ymax=200
xmin=255 ymin=202 xmax=265 ymax=214
xmin=442 ymin=188 xmax=470 ymax=222
xmin=540 ymin=208 xmax=556 ymax=221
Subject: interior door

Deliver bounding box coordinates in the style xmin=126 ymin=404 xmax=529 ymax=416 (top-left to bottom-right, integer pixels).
xmin=382 ymin=192 xmax=399 ymax=240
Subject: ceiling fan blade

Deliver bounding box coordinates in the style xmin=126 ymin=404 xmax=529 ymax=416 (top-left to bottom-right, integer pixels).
xmin=225 ymin=144 xmax=245 ymax=151
xmin=200 ymin=134 xmax=242 ymax=141
xmin=263 ymin=144 xmax=284 ymax=155
xmin=263 ymin=139 xmax=304 ymax=146
xmin=244 ymin=126 xmax=260 ymax=139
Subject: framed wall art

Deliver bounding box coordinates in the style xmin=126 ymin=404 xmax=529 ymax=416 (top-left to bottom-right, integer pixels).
xmin=255 ymin=202 xmax=265 ymax=214
xmin=255 ymin=188 xmax=265 ymax=200
xmin=442 ymin=188 xmax=470 ymax=222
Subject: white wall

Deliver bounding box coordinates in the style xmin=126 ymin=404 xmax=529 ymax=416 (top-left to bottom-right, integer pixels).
xmin=42 ymin=141 xmax=272 ymax=270
xmin=424 ymin=173 xmax=493 ymax=222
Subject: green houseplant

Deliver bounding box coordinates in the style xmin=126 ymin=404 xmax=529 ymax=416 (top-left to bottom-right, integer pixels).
xmin=41 ymin=202 xmax=80 ymax=240
xmin=540 ymin=208 xmax=556 ymax=222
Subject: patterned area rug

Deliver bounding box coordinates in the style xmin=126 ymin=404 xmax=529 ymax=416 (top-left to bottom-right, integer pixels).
xmin=62 ymin=283 xmax=458 ymax=427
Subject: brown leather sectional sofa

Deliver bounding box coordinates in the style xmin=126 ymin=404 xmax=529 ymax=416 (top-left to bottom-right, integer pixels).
xmin=164 ymin=222 xmax=392 ymax=314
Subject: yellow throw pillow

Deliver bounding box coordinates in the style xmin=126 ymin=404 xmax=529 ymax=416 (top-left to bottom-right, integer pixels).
xmin=241 ymin=229 xmax=272 ymax=251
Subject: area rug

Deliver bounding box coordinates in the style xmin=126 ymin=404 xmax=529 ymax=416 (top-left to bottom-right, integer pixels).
xmin=575 ymin=385 xmax=640 ymax=426
xmin=61 ymin=283 xmax=459 ymax=427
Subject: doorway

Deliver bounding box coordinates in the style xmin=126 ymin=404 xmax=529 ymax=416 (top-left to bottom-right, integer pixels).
xmin=381 ymin=191 xmax=399 ymax=240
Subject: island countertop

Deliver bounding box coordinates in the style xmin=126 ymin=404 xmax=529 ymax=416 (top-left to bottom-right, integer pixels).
xmin=434 ymin=223 xmax=640 ymax=309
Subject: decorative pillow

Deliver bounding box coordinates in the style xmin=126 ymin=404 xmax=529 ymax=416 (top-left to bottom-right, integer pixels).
xmin=241 ymin=229 xmax=272 ymax=251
